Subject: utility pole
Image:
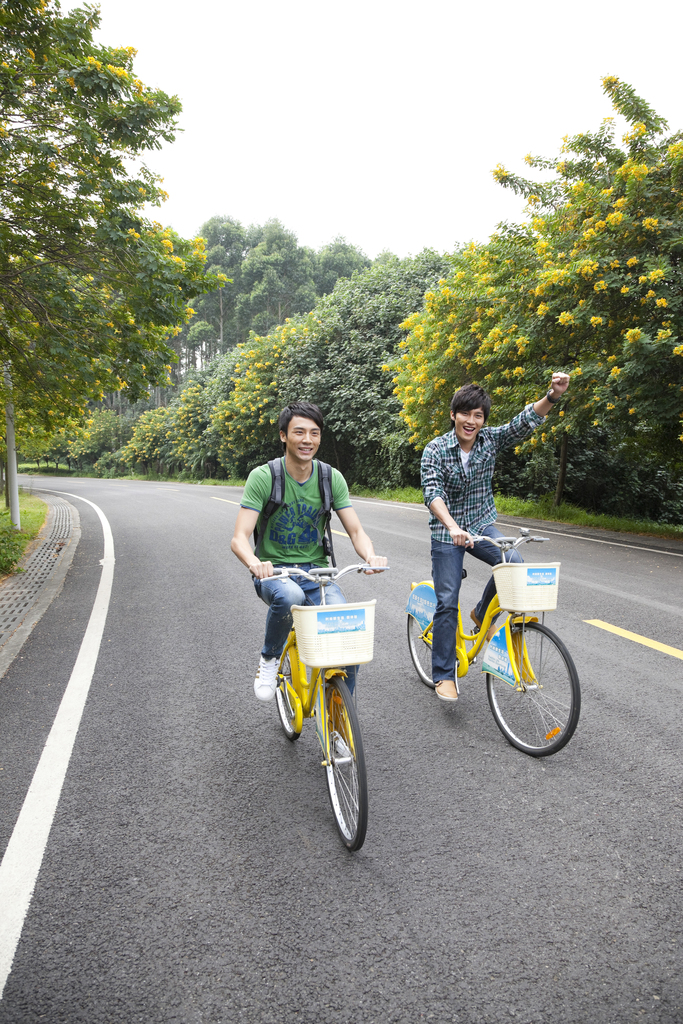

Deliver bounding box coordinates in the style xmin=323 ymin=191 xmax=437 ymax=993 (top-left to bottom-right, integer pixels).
xmin=3 ymin=365 xmax=20 ymax=529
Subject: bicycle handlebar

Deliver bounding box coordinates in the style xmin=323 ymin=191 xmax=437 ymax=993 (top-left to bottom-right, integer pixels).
xmin=270 ymin=563 xmax=390 ymax=584
xmin=468 ymin=531 xmax=549 ymax=551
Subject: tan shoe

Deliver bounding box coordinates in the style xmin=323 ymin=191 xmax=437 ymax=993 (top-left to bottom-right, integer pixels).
xmin=435 ymin=679 xmax=459 ymax=702
xmin=470 ymin=608 xmax=498 ymax=642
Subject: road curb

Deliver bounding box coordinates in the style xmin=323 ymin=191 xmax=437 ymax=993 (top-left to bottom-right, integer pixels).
xmin=0 ymin=492 xmax=81 ymax=680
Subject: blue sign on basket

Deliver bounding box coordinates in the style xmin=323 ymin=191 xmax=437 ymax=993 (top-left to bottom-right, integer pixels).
xmin=526 ymin=567 xmax=557 ymax=587
xmin=316 ymin=608 xmax=366 ymax=635
xmin=405 ymin=584 xmax=437 ymax=632
xmin=481 ymin=626 xmax=517 ymax=687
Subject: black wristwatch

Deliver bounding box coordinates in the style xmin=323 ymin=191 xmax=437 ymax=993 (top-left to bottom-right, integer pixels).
xmin=546 ymin=389 xmax=561 ymax=404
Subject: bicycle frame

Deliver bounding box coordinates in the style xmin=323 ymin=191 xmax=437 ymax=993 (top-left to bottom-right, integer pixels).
xmin=274 ymin=562 xmax=386 ymax=764
xmin=279 ymin=629 xmax=350 ymax=764
xmin=408 ymin=530 xmax=547 ymax=685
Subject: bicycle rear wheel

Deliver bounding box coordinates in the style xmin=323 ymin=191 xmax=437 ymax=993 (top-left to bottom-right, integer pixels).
xmin=325 ymin=676 xmax=368 ymax=851
xmin=276 ymin=650 xmax=301 ymax=741
xmin=486 ymin=621 xmax=580 ymax=757
xmin=407 ymin=615 xmax=434 ymax=688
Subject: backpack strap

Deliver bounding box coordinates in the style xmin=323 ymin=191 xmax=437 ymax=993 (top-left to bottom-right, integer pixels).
xmin=317 ymin=461 xmax=336 ymax=567
xmin=253 ymin=458 xmax=286 ymax=559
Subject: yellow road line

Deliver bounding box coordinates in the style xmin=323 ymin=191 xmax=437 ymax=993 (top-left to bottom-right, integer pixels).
xmin=331 ymin=529 xmax=349 ymax=537
xmin=212 ymin=496 xmax=241 ymax=506
xmin=585 ymin=619 xmax=683 ymax=661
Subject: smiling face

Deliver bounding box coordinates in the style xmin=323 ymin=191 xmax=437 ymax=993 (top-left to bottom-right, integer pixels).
xmin=280 ymin=415 xmax=321 ymax=467
xmin=451 ymin=406 xmax=486 ymax=451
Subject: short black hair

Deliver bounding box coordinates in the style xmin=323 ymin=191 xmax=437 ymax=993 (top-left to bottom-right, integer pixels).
xmin=278 ymin=401 xmax=324 ymax=435
xmin=450 ymin=384 xmax=491 ymax=422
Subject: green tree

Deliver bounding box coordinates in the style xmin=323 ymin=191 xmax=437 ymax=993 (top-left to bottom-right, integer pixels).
xmin=312 ymin=237 xmax=371 ymax=296
xmin=212 ymin=251 xmax=449 ymax=481
xmin=0 ymin=0 xmax=221 ymax=426
xmin=236 ymin=219 xmax=318 ymax=337
xmin=118 ymin=407 xmax=171 ymax=474
xmin=182 ymin=218 xmax=371 ymax=368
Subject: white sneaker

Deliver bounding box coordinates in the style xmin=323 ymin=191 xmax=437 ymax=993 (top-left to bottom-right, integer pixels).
xmin=254 ymin=656 xmax=278 ymax=702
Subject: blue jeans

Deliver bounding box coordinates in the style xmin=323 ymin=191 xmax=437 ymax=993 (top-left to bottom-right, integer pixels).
xmin=430 ymin=525 xmax=523 ymax=684
xmin=253 ymin=564 xmax=358 ymax=694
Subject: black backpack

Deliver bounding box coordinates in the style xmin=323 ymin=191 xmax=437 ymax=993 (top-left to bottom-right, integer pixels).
xmin=253 ymin=458 xmax=337 ymax=566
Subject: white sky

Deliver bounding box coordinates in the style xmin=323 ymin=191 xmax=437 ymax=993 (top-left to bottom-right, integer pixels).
xmin=67 ymin=0 xmax=683 ymax=259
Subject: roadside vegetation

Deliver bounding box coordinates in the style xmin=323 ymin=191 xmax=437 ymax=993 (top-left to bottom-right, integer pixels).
xmin=2 ymin=47 xmax=682 ymax=557
xmin=0 ymin=493 xmax=48 ymax=575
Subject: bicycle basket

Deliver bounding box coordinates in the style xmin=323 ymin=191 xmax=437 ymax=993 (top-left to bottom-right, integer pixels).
xmin=291 ymin=600 xmax=376 ymax=667
xmin=492 ymin=562 xmax=560 ymax=613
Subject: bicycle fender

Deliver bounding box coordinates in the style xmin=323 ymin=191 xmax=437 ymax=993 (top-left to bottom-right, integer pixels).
xmin=406 ymin=582 xmax=436 ymax=633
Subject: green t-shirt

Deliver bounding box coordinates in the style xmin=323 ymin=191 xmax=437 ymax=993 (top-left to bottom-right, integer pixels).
xmin=241 ymin=459 xmax=352 ymax=566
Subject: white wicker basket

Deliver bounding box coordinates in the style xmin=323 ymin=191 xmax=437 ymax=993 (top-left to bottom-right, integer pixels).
xmin=492 ymin=562 xmax=561 ymax=613
xmin=291 ymin=600 xmax=376 ymax=667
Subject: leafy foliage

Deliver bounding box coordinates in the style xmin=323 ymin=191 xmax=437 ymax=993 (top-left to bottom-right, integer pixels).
xmin=211 ymin=251 xmax=450 ymax=481
xmin=177 ymin=217 xmax=371 ymax=369
xmin=0 ymin=0 xmax=222 ymax=426
xmin=393 ymin=78 xmax=683 ymax=469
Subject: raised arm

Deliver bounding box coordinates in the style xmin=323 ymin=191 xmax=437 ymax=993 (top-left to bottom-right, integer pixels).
xmin=533 ymin=371 xmax=570 ymax=417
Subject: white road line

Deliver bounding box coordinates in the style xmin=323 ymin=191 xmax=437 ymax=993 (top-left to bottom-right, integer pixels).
xmin=0 ymin=493 xmax=115 ymax=999
xmin=350 ymin=497 xmax=427 ymax=513
xmin=209 ymin=489 xmax=682 ymax=558
xmin=496 ymin=521 xmax=683 ymax=559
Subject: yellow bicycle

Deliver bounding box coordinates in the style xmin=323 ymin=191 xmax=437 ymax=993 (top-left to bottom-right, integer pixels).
xmin=406 ymin=529 xmax=580 ymax=757
xmin=273 ymin=563 xmax=388 ymax=851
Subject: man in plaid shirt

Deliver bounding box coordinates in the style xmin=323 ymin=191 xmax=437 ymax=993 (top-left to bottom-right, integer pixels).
xmin=421 ymin=373 xmax=570 ymax=702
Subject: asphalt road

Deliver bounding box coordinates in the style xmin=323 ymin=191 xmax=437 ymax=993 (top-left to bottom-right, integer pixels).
xmin=0 ymin=475 xmax=682 ymax=1024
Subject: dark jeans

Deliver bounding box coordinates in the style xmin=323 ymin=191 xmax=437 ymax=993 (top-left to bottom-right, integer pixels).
xmin=253 ymin=565 xmax=358 ymax=694
xmin=430 ymin=525 xmax=523 ymax=683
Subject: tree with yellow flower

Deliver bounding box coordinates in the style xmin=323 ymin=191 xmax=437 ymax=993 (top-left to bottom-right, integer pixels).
xmin=0 ymin=0 xmax=222 ymax=426
xmin=394 ymin=77 xmax=683 ymax=507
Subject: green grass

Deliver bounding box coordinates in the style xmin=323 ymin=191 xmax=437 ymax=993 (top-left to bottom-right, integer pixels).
xmin=0 ymin=491 xmax=49 ymax=575
xmin=15 ymin=463 xmax=683 ymax=541
xmin=18 ymin=462 xmax=247 ymax=487
xmin=18 ymin=461 xmax=91 ymax=477
xmin=493 ymin=494 xmax=683 ymax=540
xmin=350 ymin=484 xmax=424 ymax=503
xmin=349 ymin=483 xmax=683 ymax=541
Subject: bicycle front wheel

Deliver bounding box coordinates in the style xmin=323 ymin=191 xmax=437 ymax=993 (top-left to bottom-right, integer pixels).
xmin=325 ymin=676 xmax=368 ymax=851
xmin=486 ymin=622 xmax=580 ymax=757
xmin=276 ymin=649 xmax=301 ymax=741
xmin=407 ymin=615 xmax=434 ymax=688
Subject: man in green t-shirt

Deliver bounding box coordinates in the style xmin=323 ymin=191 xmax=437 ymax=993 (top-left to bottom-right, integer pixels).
xmin=231 ymin=401 xmax=387 ymax=701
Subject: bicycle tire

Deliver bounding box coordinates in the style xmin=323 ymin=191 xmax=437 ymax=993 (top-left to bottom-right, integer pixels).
xmin=407 ymin=614 xmax=435 ymax=688
xmin=486 ymin=621 xmax=580 ymax=757
xmin=275 ymin=650 xmax=301 ymax=741
xmin=325 ymin=676 xmax=368 ymax=851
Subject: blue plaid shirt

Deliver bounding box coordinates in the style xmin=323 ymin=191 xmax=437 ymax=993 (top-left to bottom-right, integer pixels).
xmin=421 ymin=404 xmax=545 ymax=541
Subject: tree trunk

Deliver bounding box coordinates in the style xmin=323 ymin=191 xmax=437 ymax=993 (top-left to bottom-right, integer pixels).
xmin=4 ymin=366 xmax=20 ymax=527
xmin=553 ymin=433 xmax=569 ymax=508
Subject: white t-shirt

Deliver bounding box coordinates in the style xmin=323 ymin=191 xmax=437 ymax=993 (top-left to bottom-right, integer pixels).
xmin=460 ymin=447 xmax=471 ymax=473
